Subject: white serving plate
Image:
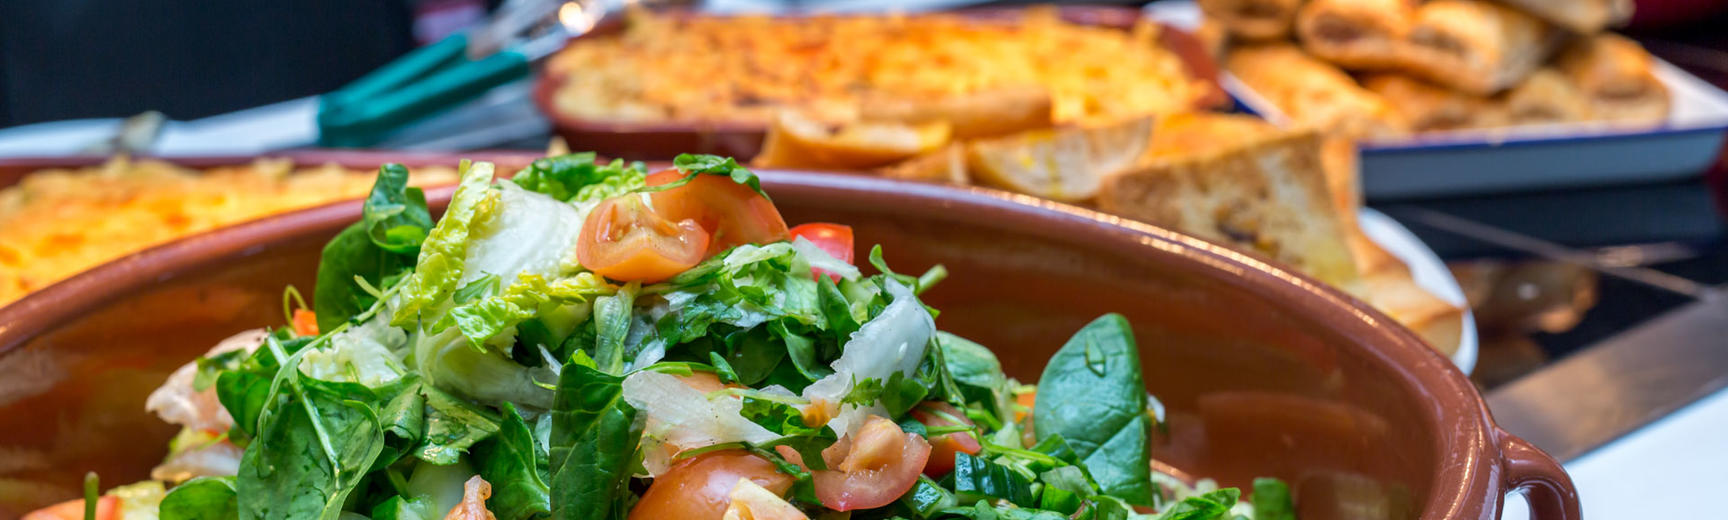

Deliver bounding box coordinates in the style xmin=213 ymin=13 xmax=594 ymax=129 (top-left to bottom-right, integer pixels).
xmin=1360 ymin=209 xmax=1478 ymax=373
xmin=1147 ymin=0 xmax=1728 ymax=200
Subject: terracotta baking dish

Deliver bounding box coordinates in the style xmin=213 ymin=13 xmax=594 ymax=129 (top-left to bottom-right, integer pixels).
xmin=531 ymin=5 xmax=1228 ymax=161
xmin=0 ymin=155 xmax=1574 ymax=519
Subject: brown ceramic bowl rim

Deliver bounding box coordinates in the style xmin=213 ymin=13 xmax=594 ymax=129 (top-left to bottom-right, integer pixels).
xmin=0 ymin=158 xmax=1566 ymax=519
xmin=529 ymin=5 xmax=1228 ymax=137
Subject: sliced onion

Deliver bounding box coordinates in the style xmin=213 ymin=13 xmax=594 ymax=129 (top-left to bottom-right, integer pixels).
xmin=801 ymin=280 xmax=934 ymax=435
xmin=622 ymin=371 xmax=780 ymax=475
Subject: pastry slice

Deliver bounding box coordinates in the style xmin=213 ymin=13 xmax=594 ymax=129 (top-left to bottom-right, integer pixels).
xmin=1494 ymin=0 xmax=1633 ymax=33
xmin=966 ymin=117 xmax=1153 ymax=203
xmin=1362 ymin=74 xmax=1501 ymax=131
xmin=1402 ymin=0 xmax=1561 ymax=95
xmin=1502 ymin=68 xmax=1592 ymax=126
xmin=1199 ymin=0 xmax=1306 ymax=40
xmin=1227 ymin=44 xmax=1411 ymax=140
xmin=860 ymin=87 xmax=1055 ymax=140
xmin=1096 ymin=130 xmax=1361 ymax=287
xmin=1295 ymin=0 xmax=1419 ymax=69
xmin=1557 ymin=34 xmax=1670 ymax=125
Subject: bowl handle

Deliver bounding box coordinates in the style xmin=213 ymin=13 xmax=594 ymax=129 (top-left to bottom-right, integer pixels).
xmin=1499 ymin=429 xmax=1581 ymax=519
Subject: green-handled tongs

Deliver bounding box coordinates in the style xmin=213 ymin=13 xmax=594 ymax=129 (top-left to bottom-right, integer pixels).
xmin=316 ymin=0 xmax=610 ymax=147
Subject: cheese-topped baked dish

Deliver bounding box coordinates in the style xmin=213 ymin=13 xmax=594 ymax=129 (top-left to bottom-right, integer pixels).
xmin=0 ymin=159 xmax=456 ymax=306
xmin=543 ymin=8 xmax=1214 ymax=128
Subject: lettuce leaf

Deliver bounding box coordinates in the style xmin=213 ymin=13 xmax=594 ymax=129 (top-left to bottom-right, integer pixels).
xmin=512 ymin=153 xmax=645 ymax=202
xmin=447 ymin=272 xmax=615 ymax=347
xmin=392 ymin=161 xmax=500 ymax=327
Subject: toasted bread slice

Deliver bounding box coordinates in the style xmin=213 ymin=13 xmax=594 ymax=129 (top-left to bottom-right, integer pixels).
xmin=860 ymin=87 xmax=1055 ymax=140
xmin=967 ymin=117 xmax=1153 ymax=203
xmin=755 ymin=110 xmax=952 ymax=169
xmin=1347 ymin=228 xmax=1465 ymax=356
xmin=877 ymin=144 xmax=969 ymax=185
xmin=1097 ymin=129 xmax=1361 ymax=287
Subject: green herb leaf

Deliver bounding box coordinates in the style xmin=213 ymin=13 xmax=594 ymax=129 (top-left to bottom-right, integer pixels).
xmin=1032 ymin=314 xmax=1153 ymax=506
xmin=159 ymin=476 xmax=238 ymax=520
xmin=670 ymin=154 xmax=768 ymax=199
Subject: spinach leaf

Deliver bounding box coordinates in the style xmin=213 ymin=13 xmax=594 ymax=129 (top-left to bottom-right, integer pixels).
xmin=1154 ymin=489 xmax=1239 ymax=520
xmin=719 ymin=328 xmax=785 ymax=386
xmin=475 ymin=403 xmax=552 ymax=520
xmin=363 ymin=164 xmax=435 ymax=254
xmin=1032 ymin=314 xmax=1153 ymax=506
xmin=549 ymin=361 xmax=642 ymax=520
xmin=159 ymin=476 xmax=238 ymax=520
xmin=950 ymin=452 xmax=1037 ymax=508
xmin=236 ymin=374 xmax=386 ymax=520
xmin=374 ymin=379 xmax=426 ymax=470
xmin=313 ymin=222 xmax=415 ymax=332
xmin=418 ymin=384 xmax=501 ymax=465
xmin=1252 ymin=478 xmax=1296 ymax=520
xmin=370 ymin=495 xmax=438 ymax=520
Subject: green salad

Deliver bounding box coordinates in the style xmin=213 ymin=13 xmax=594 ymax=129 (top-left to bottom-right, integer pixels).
xmin=31 ymin=153 xmax=1295 ymax=520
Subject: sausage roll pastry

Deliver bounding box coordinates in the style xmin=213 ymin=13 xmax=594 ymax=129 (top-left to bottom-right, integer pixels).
xmin=1295 ymin=0 xmax=1419 ymax=69
xmin=1199 ymin=0 xmax=1306 ymax=40
xmin=1493 ymin=0 xmax=1633 ymax=33
xmin=1556 ymin=34 xmax=1670 ymax=125
xmin=1227 ymin=44 xmax=1410 ymax=139
xmin=1402 ymin=0 xmax=1562 ymax=95
xmin=1361 ymin=74 xmax=1500 ymax=131
xmin=1502 ymin=68 xmax=1592 ymax=126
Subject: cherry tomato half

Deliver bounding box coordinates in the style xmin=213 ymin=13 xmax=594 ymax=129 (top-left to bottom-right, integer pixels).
xmin=23 ymin=495 xmax=118 ymax=520
xmin=780 ymin=416 xmax=929 ymax=512
xmin=910 ymin=401 xmax=982 ymax=477
xmin=789 ymin=223 xmax=855 ymax=282
xmin=629 ymin=450 xmax=795 ymax=520
xmin=577 ymin=195 xmax=711 ymax=283
xmin=647 ymin=170 xmax=790 ymax=254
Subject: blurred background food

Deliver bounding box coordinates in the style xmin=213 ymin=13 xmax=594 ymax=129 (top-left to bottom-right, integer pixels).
xmin=0 ymin=159 xmax=455 ymax=305
xmin=1206 ymin=0 xmax=1673 ymax=139
xmin=542 ymin=8 xmax=1218 ymax=127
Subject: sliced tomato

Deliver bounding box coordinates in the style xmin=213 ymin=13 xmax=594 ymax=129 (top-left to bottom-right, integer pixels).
xmin=675 ymin=371 xmax=744 ymax=394
xmin=22 ymin=495 xmax=118 ymax=520
xmin=578 ymin=195 xmax=711 ymax=283
xmin=629 ymin=450 xmax=795 ymax=520
xmin=789 ymin=223 xmax=855 ymax=282
xmin=779 ymin=415 xmax=929 ymax=512
xmin=291 ymin=308 xmax=319 ymax=337
xmin=647 ymin=169 xmax=789 ymax=254
xmin=910 ymin=401 xmax=982 ymax=477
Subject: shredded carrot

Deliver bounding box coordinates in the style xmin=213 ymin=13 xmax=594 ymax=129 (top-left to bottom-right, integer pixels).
xmin=291 ymin=309 xmax=319 ymax=337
